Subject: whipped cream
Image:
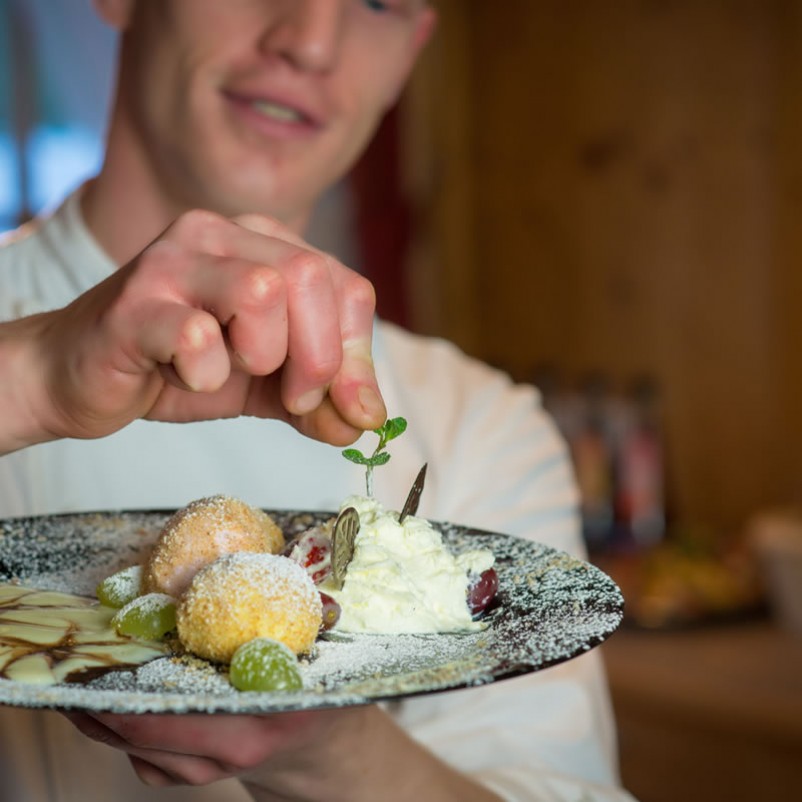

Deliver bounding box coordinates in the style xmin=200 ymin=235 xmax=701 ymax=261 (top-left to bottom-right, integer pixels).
xmin=320 ymin=496 xmax=494 ymax=634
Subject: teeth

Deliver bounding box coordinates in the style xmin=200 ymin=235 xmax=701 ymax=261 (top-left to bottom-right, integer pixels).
xmin=251 ymin=100 xmax=303 ymax=123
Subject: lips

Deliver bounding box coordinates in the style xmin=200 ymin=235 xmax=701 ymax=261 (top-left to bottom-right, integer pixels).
xmin=222 ymin=88 xmax=322 ymax=132
xmin=251 ymin=99 xmax=305 ymax=123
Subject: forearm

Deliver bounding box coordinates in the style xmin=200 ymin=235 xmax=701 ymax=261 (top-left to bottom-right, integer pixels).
xmin=241 ymin=706 xmax=503 ymax=802
xmin=0 ymin=313 xmax=55 ymax=456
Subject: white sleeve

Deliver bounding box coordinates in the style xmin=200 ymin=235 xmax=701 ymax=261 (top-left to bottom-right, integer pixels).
xmin=393 ymin=652 xmax=635 ymax=802
xmin=385 ymin=342 xmax=635 ymax=801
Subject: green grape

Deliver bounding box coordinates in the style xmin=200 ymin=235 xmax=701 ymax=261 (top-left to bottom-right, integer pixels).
xmin=96 ymin=565 xmax=143 ymax=608
xmin=112 ymin=593 xmax=176 ymax=640
xmin=229 ymin=637 xmax=302 ymax=692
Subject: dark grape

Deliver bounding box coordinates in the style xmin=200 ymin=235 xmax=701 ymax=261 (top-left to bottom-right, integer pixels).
xmin=319 ymin=592 xmax=341 ymax=631
xmin=467 ymin=567 xmax=499 ymax=616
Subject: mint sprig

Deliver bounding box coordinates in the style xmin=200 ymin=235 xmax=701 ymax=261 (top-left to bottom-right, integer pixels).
xmin=343 ymin=417 xmax=407 ymax=497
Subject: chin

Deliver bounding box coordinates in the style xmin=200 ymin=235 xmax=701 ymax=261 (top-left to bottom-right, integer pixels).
xmin=180 ymin=143 xmax=327 ymax=222
xmin=202 ymin=183 xmax=302 ymax=225
xmin=182 ymin=165 xmax=274 ymax=216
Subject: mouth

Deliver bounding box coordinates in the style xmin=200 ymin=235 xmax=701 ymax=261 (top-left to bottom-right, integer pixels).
xmin=251 ymin=98 xmax=307 ymax=124
xmin=222 ymin=90 xmax=320 ymax=135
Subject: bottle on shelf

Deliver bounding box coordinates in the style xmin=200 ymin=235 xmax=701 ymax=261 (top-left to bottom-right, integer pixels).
xmin=571 ymin=374 xmax=616 ymax=552
xmin=614 ymin=375 xmax=666 ymax=549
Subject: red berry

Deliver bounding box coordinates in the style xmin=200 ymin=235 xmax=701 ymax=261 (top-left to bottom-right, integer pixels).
xmin=284 ymin=529 xmax=333 ymax=585
xmin=467 ymin=567 xmax=499 ymax=616
xmin=307 ymin=545 xmax=325 ymax=564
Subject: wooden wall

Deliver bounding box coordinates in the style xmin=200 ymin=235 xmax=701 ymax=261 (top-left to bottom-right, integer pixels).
xmin=403 ymin=0 xmax=802 ymax=534
xmin=775 ymin=1 xmax=802 ymax=510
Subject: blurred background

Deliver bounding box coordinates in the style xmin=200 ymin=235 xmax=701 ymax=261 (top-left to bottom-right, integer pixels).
xmin=1 ymin=1 xmax=801 ymax=799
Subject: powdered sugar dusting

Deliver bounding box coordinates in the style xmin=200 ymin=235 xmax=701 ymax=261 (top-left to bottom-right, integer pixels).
xmin=186 ymin=552 xmax=316 ymax=609
xmin=178 ymin=552 xmax=322 ymax=661
xmin=0 ymin=511 xmax=166 ymax=595
xmin=144 ymin=496 xmax=284 ymax=597
xmin=0 ymin=510 xmax=624 ymax=714
xmin=98 ymin=564 xmax=142 ymax=602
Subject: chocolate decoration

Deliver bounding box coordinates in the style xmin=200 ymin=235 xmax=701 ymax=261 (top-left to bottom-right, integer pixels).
xmin=399 ymin=463 xmax=427 ymax=524
xmin=330 ymin=507 xmax=360 ymax=590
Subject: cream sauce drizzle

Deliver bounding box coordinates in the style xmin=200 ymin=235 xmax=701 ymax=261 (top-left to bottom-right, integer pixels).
xmin=0 ymin=583 xmax=167 ymax=685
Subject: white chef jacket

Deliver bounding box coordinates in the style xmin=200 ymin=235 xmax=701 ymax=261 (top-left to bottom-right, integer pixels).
xmin=0 ymin=191 xmax=636 ymax=802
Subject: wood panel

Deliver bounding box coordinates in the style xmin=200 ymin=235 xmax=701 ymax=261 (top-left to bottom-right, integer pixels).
xmin=602 ymin=623 xmax=802 ymax=802
xmin=403 ymin=0 xmax=480 ymax=353
xmin=775 ymin=0 xmax=802 ymax=507
xmin=405 ymin=0 xmax=794 ymax=533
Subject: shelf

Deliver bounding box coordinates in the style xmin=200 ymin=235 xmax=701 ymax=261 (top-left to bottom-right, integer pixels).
xmin=602 ymin=622 xmax=802 ymax=801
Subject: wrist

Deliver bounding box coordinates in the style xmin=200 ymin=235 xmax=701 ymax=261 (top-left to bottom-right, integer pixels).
xmin=242 ymin=706 xmax=502 ymax=802
xmin=0 ymin=312 xmax=59 ymax=455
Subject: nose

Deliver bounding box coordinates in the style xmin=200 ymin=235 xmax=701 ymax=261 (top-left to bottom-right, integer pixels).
xmin=259 ymin=0 xmax=345 ymax=73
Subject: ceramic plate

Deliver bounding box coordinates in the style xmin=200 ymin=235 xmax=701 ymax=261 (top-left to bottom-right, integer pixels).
xmin=0 ymin=510 xmax=624 ymax=714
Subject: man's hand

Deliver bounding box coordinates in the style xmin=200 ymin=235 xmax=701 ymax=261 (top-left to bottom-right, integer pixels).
xmin=63 ymin=705 xmax=502 ymax=802
xmin=1 ymin=210 xmax=386 ymax=453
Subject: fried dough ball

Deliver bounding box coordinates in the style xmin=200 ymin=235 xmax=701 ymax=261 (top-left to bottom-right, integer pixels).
xmin=143 ymin=495 xmax=284 ymax=598
xmin=177 ymin=552 xmax=322 ymax=662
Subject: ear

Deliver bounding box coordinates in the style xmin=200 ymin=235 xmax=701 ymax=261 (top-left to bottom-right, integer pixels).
xmin=385 ymin=6 xmax=438 ymax=108
xmin=92 ymin=0 xmax=136 ymax=31
xmin=411 ymin=5 xmax=438 ymax=56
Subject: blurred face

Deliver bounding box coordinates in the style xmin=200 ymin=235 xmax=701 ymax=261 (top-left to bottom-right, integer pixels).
xmin=102 ymin=0 xmax=435 ymax=228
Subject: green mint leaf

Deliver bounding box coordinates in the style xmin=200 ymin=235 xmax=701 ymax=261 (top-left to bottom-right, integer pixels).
xmin=383 ymin=417 xmax=407 ymax=442
xmin=342 ymin=415 xmax=407 ymax=497
xmin=373 ymin=416 xmax=406 ymax=442
xmin=373 ymin=417 xmax=407 ymax=450
xmin=342 ymin=448 xmax=369 ymax=465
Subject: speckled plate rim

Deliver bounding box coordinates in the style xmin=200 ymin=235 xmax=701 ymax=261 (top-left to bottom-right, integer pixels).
xmin=0 ymin=509 xmax=625 ymax=714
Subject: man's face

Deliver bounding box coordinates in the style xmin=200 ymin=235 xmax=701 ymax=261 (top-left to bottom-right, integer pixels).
xmin=110 ymin=0 xmax=435 ymax=229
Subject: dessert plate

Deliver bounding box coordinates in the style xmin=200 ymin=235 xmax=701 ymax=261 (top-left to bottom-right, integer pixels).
xmin=0 ymin=509 xmax=624 ymax=714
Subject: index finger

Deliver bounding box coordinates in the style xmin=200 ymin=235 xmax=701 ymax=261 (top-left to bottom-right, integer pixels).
xmin=235 ymin=214 xmax=386 ymax=429
xmin=326 ymin=273 xmax=385 ymax=430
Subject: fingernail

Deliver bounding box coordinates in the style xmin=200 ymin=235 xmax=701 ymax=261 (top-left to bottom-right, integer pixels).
xmin=234 ymin=349 xmax=250 ymax=369
xmin=358 ymin=386 xmax=386 ymax=421
xmin=294 ymin=387 xmax=325 ymax=415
